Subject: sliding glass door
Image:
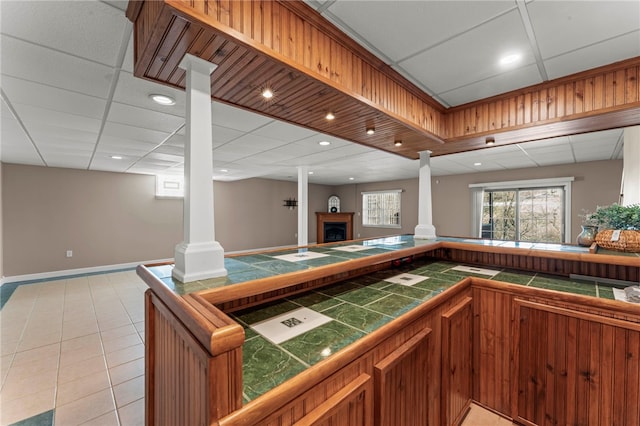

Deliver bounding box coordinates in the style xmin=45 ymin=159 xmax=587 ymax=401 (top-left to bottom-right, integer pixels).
xmin=481 ymin=187 xmax=564 ymax=243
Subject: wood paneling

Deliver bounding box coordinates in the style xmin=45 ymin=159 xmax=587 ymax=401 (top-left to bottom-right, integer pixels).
xmin=374 ymin=329 xmax=431 ymax=426
xmin=513 ymin=299 xmax=640 ymax=426
xmin=146 ymin=290 xmax=243 ymax=425
xmin=441 ymin=297 xmax=473 ymax=426
xmin=472 ymin=287 xmax=512 ymax=415
xmin=294 ymin=374 xmax=373 ymax=426
xmin=433 ymin=244 xmax=640 ymax=283
xmin=442 ymin=60 xmax=640 ymax=154
xmin=126 ymin=1 xmax=640 ymax=160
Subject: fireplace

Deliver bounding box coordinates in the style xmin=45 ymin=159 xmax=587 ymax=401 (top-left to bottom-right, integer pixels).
xmin=316 ymin=212 xmax=354 ymax=243
xmin=324 ymin=222 xmax=347 ymax=242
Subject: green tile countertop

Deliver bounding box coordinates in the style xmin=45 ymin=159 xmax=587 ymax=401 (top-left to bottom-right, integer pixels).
xmin=228 ymin=258 xmax=629 ymax=402
xmin=141 ymin=235 xmax=638 ymax=404
xmin=145 ymin=234 xmax=639 ymax=296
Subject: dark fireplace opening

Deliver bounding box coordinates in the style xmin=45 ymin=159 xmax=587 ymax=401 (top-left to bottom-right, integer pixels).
xmin=324 ymin=222 xmax=347 ymax=242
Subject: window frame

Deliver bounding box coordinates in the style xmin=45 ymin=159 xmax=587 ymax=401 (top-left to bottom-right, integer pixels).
xmin=361 ymin=189 xmax=402 ymax=229
xmin=155 ymin=174 xmax=185 ymax=199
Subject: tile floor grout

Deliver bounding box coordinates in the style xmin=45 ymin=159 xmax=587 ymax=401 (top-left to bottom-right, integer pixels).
xmin=1 ymin=271 xmax=146 ymax=426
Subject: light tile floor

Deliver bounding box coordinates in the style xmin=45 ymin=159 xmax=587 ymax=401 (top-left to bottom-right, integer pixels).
xmin=0 ymin=267 xmax=520 ymax=426
xmin=0 ymin=270 xmax=146 ymax=426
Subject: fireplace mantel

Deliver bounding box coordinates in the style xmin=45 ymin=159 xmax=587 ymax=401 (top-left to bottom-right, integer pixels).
xmin=315 ymin=212 xmax=354 ymax=243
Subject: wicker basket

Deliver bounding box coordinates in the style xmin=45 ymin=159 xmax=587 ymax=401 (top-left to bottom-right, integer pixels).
xmin=595 ymin=230 xmax=640 ymax=252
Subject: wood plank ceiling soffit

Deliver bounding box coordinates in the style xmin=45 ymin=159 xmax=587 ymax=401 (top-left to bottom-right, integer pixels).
xmin=126 ymin=0 xmax=640 ymax=159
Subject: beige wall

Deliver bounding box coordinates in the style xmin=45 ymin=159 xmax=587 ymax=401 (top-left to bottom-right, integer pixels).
xmin=212 ymin=178 xmax=335 ymax=251
xmin=1 ymin=165 xmax=336 ymax=277
xmin=430 ymin=159 xmax=623 ymax=239
xmin=2 ymin=164 xmax=183 ymax=277
xmin=2 ymin=159 xmax=622 ymax=278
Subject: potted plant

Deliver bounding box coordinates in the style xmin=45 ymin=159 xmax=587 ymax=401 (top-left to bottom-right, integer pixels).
xmin=581 ymin=203 xmax=640 ymax=252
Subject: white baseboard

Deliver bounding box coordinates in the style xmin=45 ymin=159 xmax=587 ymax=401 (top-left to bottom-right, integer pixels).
xmin=0 ymin=243 xmax=321 ymax=286
xmin=0 ymin=258 xmax=173 ymax=286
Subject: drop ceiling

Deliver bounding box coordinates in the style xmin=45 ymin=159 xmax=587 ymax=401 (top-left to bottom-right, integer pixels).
xmin=1 ymin=1 xmax=637 ymax=185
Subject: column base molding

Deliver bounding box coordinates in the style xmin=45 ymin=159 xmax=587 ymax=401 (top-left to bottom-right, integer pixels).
xmin=172 ymin=241 xmax=227 ymax=283
xmin=414 ymin=224 xmax=437 ymax=240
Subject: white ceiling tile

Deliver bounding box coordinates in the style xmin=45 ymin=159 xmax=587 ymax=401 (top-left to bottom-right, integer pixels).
xmin=543 ymin=31 xmax=640 ymax=80
xmin=226 ymin=134 xmax=291 ymax=152
xmin=212 ymin=125 xmax=245 ymax=146
xmin=113 ymin=71 xmax=186 ymax=113
xmin=2 ymin=76 xmax=107 ymax=119
xmin=325 ymin=1 xmax=515 ymax=63
xmin=101 ymin=1 xmax=129 ymax=12
xmin=102 ymin=122 xmax=170 ymax=145
xmin=145 ymin=152 xmax=184 ymax=163
xmin=528 ymin=1 xmax=640 ymax=59
xmin=1 ymin=102 xmax=43 ymax=165
xmin=437 ymin=63 xmax=542 ymax=106
xmin=13 ymin=104 xmax=102 ymax=136
xmin=107 ymin=102 xmax=184 ymax=133
xmin=97 ymin=135 xmax=158 ymax=152
xmin=399 ymin=10 xmax=535 ymax=94
xmin=121 ymin=34 xmax=135 ymax=74
xmin=251 ymin=120 xmax=318 ymax=142
xmin=1 ymin=0 xmax=128 ymax=67
xmin=1 ymin=35 xmax=114 ymax=99
xmin=153 ymin=145 xmax=184 ymax=156
xmin=211 ymin=102 xmax=274 ymax=132
xmin=571 ymin=129 xmax=624 ymax=142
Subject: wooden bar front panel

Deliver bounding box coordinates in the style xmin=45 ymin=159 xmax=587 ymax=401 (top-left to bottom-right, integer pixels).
xmin=513 ymin=299 xmax=640 ymax=426
xmin=145 ymin=290 xmax=243 ymax=426
xmin=294 ymin=374 xmax=373 ymax=426
xmin=374 ymin=329 xmax=431 ymax=426
xmin=472 ymin=287 xmax=513 ymax=415
xmin=441 ymin=297 xmax=473 ymax=426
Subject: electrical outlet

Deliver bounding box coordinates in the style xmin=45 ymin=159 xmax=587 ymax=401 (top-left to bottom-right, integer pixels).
xmin=66 ymin=250 xmax=73 ymax=258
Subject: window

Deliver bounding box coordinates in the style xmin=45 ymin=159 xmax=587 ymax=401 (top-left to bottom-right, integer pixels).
xmin=482 ymin=187 xmax=564 ymax=243
xmin=362 ymin=190 xmax=401 ymax=227
xmin=470 ymin=177 xmax=574 ymax=243
xmin=156 ymin=174 xmax=184 ymax=199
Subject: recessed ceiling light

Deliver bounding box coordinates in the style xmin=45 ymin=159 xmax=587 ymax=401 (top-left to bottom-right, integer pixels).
xmin=220 ymin=169 xmax=228 ymax=172
xmin=319 ymin=141 xmax=331 ymax=146
xmin=111 ymin=155 xmax=123 ymax=160
xmin=325 ymin=112 xmax=335 ymax=120
xmin=349 ymin=177 xmax=355 ymax=180
xmin=499 ymin=53 xmax=521 ymax=66
xmin=149 ymin=94 xmax=176 ymax=105
xmin=474 ymin=162 xmax=482 ymax=166
xmin=394 ymin=140 xmax=403 ymax=147
xmin=485 ymin=137 xmax=495 ymax=146
xmin=366 ymin=127 xmax=375 ymax=135
xmin=261 ymin=88 xmax=274 ymax=99
xmin=308 ymin=171 xmax=314 ymax=175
